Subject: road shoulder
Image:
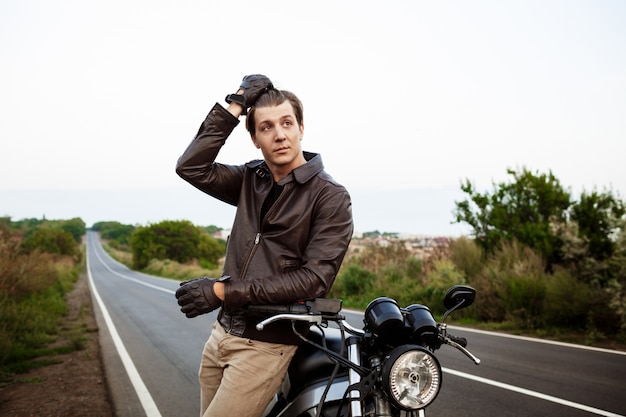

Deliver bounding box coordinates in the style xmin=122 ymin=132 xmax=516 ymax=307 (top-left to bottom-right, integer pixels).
xmin=0 ymin=272 xmax=114 ymax=416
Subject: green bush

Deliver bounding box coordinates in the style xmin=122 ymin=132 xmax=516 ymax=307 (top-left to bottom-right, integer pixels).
xmin=330 ymin=264 xmax=377 ymax=307
xmin=373 ymin=258 xmax=421 ymax=304
xmin=59 ymin=218 xmax=86 ymax=243
xmin=542 ymin=269 xmax=591 ymax=329
xmin=448 ymin=236 xmax=483 ymax=279
xmin=0 ymin=227 xmax=59 ymax=301
xmin=0 ymin=224 xmax=80 ymax=373
xmin=21 ymin=228 xmax=79 ymax=259
xmin=93 ymin=221 xmax=136 ymax=247
xmin=605 ymin=279 xmax=626 ymax=332
xmin=197 ymin=233 xmax=226 ymax=269
xmin=422 ymin=260 xmax=467 ymax=316
xmin=587 ymin=285 xmax=623 ymax=336
xmin=0 ymin=278 xmax=73 ymax=370
xmin=503 ymin=273 xmax=546 ymax=329
xmin=456 ymin=240 xmax=547 ymax=326
xmin=129 ymin=220 xmax=225 ymax=270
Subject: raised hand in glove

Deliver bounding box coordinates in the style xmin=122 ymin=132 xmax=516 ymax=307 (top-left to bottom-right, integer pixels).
xmin=175 ymin=276 xmax=222 ymax=318
xmin=225 ymin=74 xmax=274 ymax=115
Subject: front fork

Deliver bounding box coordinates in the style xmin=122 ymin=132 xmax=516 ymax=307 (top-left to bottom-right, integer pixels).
xmin=347 ymin=338 xmax=363 ymax=417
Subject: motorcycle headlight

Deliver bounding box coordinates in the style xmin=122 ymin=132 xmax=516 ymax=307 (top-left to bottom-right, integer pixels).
xmin=381 ymin=345 xmax=442 ymax=410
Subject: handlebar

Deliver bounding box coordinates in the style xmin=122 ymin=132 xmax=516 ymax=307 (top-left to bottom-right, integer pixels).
xmin=248 ymin=299 xmax=365 ymax=336
xmin=248 ymin=304 xmax=310 ymax=315
xmin=255 ymin=313 xmax=326 ymax=331
xmin=247 ymin=298 xmax=343 ymax=316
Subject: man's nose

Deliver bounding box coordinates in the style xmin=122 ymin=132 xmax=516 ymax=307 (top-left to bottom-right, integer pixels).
xmin=275 ymin=126 xmax=286 ymax=140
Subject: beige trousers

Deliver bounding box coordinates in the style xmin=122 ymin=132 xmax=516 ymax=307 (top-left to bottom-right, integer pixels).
xmin=199 ymin=321 xmax=298 ymax=417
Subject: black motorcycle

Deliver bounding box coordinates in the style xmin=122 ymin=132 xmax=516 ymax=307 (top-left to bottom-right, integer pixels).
xmin=252 ymin=285 xmax=481 ymax=417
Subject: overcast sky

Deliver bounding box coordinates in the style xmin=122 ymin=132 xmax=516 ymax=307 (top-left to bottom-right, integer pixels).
xmin=1 ymin=0 xmax=625 ymax=236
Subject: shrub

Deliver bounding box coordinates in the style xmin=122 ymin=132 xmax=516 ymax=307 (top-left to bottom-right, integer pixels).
xmin=59 ymin=218 xmax=86 ymax=243
xmin=503 ymin=273 xmax=546 ymax=329
xmin=93 ymin=221 xmax=136 ymax=246
xmin=467 ymin=240 xmax=547 ymax=327
xmin=449 ymin=236 xmax=484 ymax=280
xmin=605 ymin=279 xmax=626 ymax=333
xmin=374 ymin=266 xmax=422 ymax=309
xmin=542 ymin=268 xmax=591 ymax=329
xmin=0 ymin=223 xmax=79 ymax=372
xmin=422 ymin=259 xmax=466 ymax=316
xmin=0 ymin=227 xmax=59 ymax=301
xmin=129 ymin=220 xmax=225 ymax=270
xmin=331 ymin=264 xmax=376 ymax=305
xmin=469 ymin=265 xmax=507 ymax=322
xmin=21 ymin=228 xmax=78 ymax=259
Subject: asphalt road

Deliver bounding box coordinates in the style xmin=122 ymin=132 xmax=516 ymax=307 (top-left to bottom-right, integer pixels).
xmin=86 ymin=231 xmax=626 ymax=417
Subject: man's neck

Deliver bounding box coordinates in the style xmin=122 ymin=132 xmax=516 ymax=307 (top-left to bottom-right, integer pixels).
xmin=268 ymin=155 xmax=307 ymax=182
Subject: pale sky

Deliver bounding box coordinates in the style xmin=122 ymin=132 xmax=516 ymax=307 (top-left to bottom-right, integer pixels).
xmin=1 ymin=0 xmax=625 ymax=236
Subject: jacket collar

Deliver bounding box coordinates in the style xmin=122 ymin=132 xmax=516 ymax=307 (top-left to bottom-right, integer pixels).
xmin=245 ymin=151 xmax=324 ymax=184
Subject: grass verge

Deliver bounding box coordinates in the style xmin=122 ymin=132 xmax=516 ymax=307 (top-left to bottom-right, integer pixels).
xmin=0 ymin=256 xmax=89 ymax=386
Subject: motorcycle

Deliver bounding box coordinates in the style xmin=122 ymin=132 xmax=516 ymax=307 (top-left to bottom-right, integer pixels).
xmin=251 ymin=285 xmax=480 ymax=417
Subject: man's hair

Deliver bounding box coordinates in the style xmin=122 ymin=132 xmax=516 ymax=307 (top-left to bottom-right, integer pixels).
xmin=245 ymin=89 xmax=304 ymax=135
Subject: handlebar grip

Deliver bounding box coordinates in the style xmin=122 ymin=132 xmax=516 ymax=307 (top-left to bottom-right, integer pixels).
xmin=247 ymin=304 xmax=309 ymax=315
xmin=449 ymin=335 xmax=468 ymax=348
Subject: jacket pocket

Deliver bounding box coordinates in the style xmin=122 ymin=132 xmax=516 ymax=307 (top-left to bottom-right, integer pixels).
xmin=282 ymin=258 xmax=302 ymax=273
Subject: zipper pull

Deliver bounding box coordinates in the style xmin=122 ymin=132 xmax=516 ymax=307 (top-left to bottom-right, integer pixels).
xmin=255 ymin=233 xmax=261 ymax=245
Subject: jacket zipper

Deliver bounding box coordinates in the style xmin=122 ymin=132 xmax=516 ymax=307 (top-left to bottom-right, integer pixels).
xmin=240 ymin=182 xmax=288 ymax=280
xmin=240 ymin=232 xmax=261 ymax=280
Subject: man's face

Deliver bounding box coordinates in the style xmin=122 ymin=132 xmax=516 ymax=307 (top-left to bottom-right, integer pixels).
xmin=251 ymin=100 xmax=306 ymax=180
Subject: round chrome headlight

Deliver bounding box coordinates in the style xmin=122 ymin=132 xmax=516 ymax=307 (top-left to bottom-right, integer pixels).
xmin=381 ymin=345 xmax=442 ymax=410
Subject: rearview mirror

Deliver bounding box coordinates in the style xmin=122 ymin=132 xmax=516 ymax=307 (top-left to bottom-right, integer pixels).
xmin=443 ymin=285 xmax=476 ymax=311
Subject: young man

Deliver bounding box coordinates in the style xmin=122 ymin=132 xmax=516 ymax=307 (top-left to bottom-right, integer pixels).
xmin=175 ymin=75 xmax=353 ymax=417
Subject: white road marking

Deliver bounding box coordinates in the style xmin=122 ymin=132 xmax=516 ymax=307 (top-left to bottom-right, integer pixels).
xmin=91 ymin=246 xmax=175 ymax=295
xmin=448 ymin=324 xmax=626 ymax=356
xmin=443 ymin=367 xmax=625 ymax=417
xmin=87 ymin=242 xmax=163 ymax=417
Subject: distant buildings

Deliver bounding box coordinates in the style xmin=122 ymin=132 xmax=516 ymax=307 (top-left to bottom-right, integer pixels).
xmin=350 ymin=232 xmax=454 ymax=259
xmin=213 ymin=228 xmax=455 ymax=260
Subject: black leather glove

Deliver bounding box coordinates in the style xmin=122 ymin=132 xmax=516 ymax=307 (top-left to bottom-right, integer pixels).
xmin=225 ymin=74 xmax=274 ymax=115
xmin=175 ymin=277 xmax=222 ymax=318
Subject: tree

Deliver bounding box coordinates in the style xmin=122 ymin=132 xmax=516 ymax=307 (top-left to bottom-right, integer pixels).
xmin=571 ymin=189 xmax=626 ymax=261
xmin=203 ymin=225 xmax=223 ymax=235
xmin=454 ymin=167 xmax=571 ymax=268
xmin=197 ymin=233 xmax=226 ymax=269
xmin=21 ymin=228 xmax=78 ymax=257
xmin=93 ymin=221 xmax=136 ymax=245
xmin=129 ymin=220 xmax=224 ymax=269
xmin=60 ymin=218 xmax=86 ymax=243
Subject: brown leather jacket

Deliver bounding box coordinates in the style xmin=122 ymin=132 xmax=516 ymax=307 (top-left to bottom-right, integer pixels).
xmin=176 ymin=103 xmax=353 ymax=344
